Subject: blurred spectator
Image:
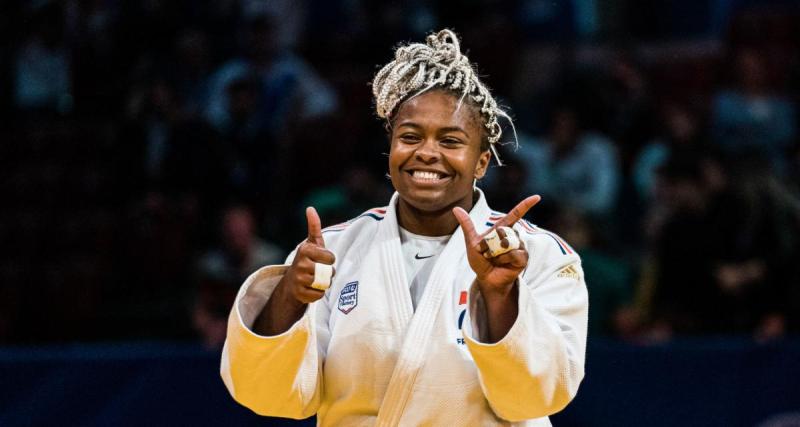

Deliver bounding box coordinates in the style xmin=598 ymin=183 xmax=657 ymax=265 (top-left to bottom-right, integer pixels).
xmin=633 ymin=103 xmax=706 ymax=201
xmin=241 ymin=0 xmax=307 ymax=50
xmin=515 ymin=106 xmax=621 ymax=218
xmin=14 ymin=2 xmax=72 ymax=114
xmin=604 ymin=50 xmax=657 ymax=168
xmin=172 ymin=28 xmax=214 ymax=118
xmin=120 ymin=76 xmax=229 ymax=211
xmin=711 ymin=48 xmax=796 ymax=174
xmin=194 ymin=205 xmax=284 ymax=348
xmin=508 ymin=44 xmax=565 ymax=134
xmin=481 ymin=155 xmax=530 ymax=214
xmin=640 ymin=154 xmax=799 ymax=339
xmin=68 ymin=0 xmax=123 ymax=116
xmin=301 ymin=166 xmax=394 ymax=227
xmin=217 ymin=73 xmax=273 ymax=197
xmin=204 ymin=14 xmax=338 ymax=136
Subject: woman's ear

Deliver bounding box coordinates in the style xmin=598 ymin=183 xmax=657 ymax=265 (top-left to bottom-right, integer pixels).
xmin=474 ymin=149 xmax=492 ymax=180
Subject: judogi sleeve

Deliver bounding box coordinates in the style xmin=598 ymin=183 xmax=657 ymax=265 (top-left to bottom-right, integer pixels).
xmin=463 ymin=233 xmax=588 ymax=422
xmin=220 ymin=249 xmax=331 ymax=419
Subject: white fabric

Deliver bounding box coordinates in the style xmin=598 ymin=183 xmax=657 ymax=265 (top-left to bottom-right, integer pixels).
xmin=398 ymin=227 xmax=450 ymax=310
xmin=221 ymin=190 xmax=588 ymax=426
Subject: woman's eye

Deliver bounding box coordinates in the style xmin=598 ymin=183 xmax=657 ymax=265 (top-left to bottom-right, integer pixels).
xmin=440 ymin=138 xmax=461 ymax=146
xmin=399 ymin=134 xmax=421 ymax=142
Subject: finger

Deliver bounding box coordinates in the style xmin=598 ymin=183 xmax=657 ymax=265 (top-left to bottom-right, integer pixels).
xmin=306 ymin=206 xmax=325 ymax=247
xmin=476 ymin=228 xmax=492 ymax=253
xmin=495 ymin=195 xmax=541 ymax=228
xmin=296 ymin=262 xmax=337 ymax=287
xmin=310 ymin=262 xmax=333 ymax=291
xmin=309 ymin=266 xmax=336 ymax=289
xmin=483 ymin=226 xmax=519 ymax=257
xmin=478 ymin=238 xmax=489 ymax=253
xmin=452 ymin=206 xmax=479 ymax=241
xmin=500 ymin=228 xmax=523 ymax=250
xmin=492 ymin=249 xmax=528 ymax=268
xmin=497 ymin=227 xmax=507 ymax=240
xmin=297 ymin=287 xmax=326 ymax=303
xmin=303 ymin=244 xmax=336 ymax=264
xmin=296 ymin=271 xmax=314 ymax=285
xmin=483 ymin=239 xmax=523 ymax=257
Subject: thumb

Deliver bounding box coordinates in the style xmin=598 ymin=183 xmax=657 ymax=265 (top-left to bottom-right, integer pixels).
xmin=452 ymin=206 xmax=478 ymax=242
xmin=306 ymin=206 xmax=325 ymax=247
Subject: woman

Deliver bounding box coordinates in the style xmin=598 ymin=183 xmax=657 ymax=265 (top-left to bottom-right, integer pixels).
xmin=221 ymin=30 xmax=588 ymax=426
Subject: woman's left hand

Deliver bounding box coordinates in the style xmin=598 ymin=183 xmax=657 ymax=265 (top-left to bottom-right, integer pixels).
xmin=453 ymin=195 xmax=541 ymax=298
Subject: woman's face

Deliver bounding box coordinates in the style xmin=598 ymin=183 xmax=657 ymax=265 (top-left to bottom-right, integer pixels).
xmin=388 ymin=90 xmax=491 ymax=213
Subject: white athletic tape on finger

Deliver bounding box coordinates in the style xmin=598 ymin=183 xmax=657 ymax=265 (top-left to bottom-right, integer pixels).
xmin=311 ymin=262 xmax=333 ymax=291
xmin=484 ymin=229 xmax=501 ymax=256
xmin=484 ymin=226 xmax=520 ymax=257
xmin=504 ymin=228 xmax=520 ymax=253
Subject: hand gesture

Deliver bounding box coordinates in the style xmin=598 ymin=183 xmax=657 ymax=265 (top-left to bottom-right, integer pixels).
xmin=452 ymin=196 xmax=541 ymax=297
xmin=281 ymin=207 xmax=336 ymax=305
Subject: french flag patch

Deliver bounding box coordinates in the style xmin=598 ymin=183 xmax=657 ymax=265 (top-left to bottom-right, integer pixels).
xmin=457 ymin=291 xmax=468 ymax=330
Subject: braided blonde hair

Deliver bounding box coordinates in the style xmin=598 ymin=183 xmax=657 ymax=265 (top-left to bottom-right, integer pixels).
xmin=372 ymin=29 xmax=515 ymax=164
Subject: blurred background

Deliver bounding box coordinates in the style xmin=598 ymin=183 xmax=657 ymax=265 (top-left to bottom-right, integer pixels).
xmin=1 ymin=0 xmax=799 ymax=426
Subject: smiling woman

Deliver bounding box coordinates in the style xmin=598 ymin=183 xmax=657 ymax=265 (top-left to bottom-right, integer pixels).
xmin=221 ymin=29 xmax=588 ymax=426
xmin=389 ymin=90 xmax=491 ymax=235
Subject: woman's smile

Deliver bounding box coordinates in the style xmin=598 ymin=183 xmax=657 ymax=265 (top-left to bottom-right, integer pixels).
xmin=405 ymin=169 xmax=451 ymax=185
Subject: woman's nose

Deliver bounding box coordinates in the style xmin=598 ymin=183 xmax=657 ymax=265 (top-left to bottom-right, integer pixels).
xmin=415 ymin=139 xmax=440 ymax=163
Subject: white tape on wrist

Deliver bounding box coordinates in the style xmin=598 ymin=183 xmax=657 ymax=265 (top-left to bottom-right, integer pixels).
xmin=484 ymin=226 xmax=520 ymax=257
xmin=311 ymin=262 xmax=333 ymax=291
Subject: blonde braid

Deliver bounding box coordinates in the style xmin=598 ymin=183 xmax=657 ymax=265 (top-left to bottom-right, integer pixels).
xmin=372 ymin=29 xmax=515 ymax=164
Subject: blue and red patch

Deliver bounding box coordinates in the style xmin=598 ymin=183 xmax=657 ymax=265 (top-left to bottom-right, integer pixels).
xmin=457 ymin=290 xmax=467 ymax=330
xmin=322 ymin=207 xmax=386 ymax=234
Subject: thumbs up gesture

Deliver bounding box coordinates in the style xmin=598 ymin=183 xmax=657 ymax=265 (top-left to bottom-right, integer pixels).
xmin=253 ymin=207 xmax=335 ymax=336
xmin=282 ymin=207 xmax=336 ymax=305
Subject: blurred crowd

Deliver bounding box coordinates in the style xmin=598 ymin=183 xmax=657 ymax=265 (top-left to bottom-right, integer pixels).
xmin=2 ymin=0 xmax=799 ymax=346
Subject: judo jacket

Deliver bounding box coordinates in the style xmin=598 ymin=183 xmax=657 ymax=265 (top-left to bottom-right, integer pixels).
xmin=221 ymin=190 xmax=588 ymax=426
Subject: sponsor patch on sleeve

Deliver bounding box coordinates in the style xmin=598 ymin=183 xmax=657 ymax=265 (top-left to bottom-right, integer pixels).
xmin=557 ymin=264 xmax=581 ymax=280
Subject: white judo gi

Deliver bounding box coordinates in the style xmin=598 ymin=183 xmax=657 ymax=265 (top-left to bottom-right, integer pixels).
xmin=221 ymin=190 xmax=588 ymax=426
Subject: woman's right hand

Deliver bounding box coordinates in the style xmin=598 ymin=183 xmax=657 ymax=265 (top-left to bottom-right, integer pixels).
xmin=253 ymin=207 xmax=334 ymax=335
xmin=281 ymin=207 xmax=336 ymax=305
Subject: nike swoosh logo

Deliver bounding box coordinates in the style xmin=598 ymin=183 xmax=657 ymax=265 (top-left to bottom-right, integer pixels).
xmin=415 ymin=253 xmax=434 ymax=260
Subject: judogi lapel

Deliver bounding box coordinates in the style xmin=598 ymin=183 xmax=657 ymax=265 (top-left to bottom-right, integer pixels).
xmin=375 ymin=192 xmax=491 ymax=425
xmin=375 ymin=192 xmax=414 ymax=334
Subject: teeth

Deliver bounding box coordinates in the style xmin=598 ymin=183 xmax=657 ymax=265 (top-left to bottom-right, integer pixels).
xmin=413 ymin=171 xmax=442 ymax=181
